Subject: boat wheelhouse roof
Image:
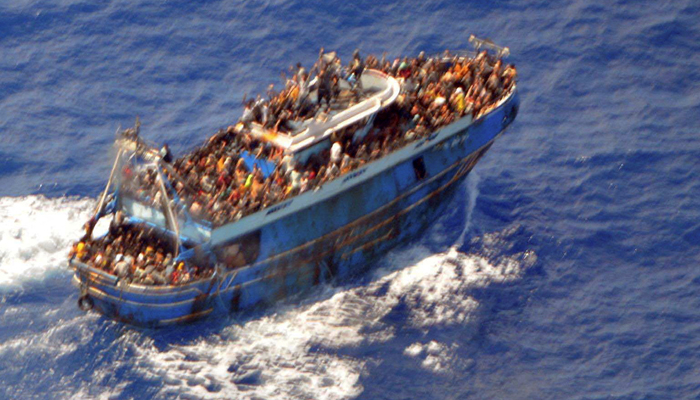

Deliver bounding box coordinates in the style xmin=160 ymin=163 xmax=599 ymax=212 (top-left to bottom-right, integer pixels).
xmin=248 ymin=69 xmax=400 ymax=154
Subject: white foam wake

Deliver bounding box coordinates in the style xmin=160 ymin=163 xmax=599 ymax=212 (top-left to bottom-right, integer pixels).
xmin=460 ymin=170 xmax=481 ymax=244
xmin=0 ymin=195 xmax=94 ymax=290
xmin=116 ymin=179 xmax=532 ymax=400
xmin=0 ymin=187 xmax=535 ymax=400
xmin=128 ymin=243 xmax=534 ymax=400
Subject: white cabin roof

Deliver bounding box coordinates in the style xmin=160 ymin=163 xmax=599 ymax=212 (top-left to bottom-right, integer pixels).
xmin=249 ymin=69 xmax=400 ymax=153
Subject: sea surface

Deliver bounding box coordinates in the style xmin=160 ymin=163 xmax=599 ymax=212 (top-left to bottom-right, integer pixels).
xmin=1 ymin=0 xmax=699 ymax=399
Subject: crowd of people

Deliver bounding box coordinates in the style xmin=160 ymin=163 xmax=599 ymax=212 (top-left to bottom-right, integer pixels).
xmin=74 ymin=48 xmax=517 ymax=286
xmin=241 ymin=49 xmax=370 ymax=133
xmin=122 ymin=49 xmax=516 ymax=228
xmin=70 ymin=217 xmax=212 ymax=285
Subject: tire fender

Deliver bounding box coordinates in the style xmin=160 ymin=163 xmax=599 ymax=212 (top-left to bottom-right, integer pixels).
xmin=78 ymin=295 xmax=94 ymax=312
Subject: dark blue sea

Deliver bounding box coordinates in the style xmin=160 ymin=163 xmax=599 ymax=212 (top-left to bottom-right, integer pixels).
xmin=1 ymin=0 xmax=699 ymax=398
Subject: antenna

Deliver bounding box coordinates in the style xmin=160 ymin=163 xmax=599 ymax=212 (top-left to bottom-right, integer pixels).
xmin=135 ymin=116 xmax=141 ymax=136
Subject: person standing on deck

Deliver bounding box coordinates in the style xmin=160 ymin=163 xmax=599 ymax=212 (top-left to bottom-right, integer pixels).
xmin=317 ymin=68 xmax=332 ymax=109
xmin=349 ymin=49 xmax=365 ymax=94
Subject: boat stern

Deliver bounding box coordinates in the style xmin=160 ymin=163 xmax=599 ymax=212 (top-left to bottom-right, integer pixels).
xmin=70 ymin=258 xmax=214 ymax=327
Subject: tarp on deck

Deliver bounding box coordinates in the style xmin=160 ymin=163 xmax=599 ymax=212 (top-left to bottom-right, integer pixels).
xmin=239 ymin=151 xmax=277 ymax=178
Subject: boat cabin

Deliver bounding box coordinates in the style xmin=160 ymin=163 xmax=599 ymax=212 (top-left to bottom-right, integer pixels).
xmin=248 ymin=69 xmax=400 ymax=166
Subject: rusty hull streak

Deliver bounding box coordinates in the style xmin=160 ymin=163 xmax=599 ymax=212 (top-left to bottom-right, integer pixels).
xmin=158 ymin=309 xmax=213 ymax=325
xmin=252 ymin=146 xmax=488 ymax=283
xmin=243 ymin=149 xmax=472 ymax=268
xmin=342 ymin=229 xmax=396 ymax=260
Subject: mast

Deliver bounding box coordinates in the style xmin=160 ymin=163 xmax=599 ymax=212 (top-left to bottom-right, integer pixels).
xmin=154 ymin=162 xmax=181 ymax=257
xmin=93 ymin=147 xmax=124 ymax=220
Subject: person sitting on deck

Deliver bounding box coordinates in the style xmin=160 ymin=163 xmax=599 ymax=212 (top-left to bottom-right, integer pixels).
xmin=330 ymin=140 xmax=343 ymax=166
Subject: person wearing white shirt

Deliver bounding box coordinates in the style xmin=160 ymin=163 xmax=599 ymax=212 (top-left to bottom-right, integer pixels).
xmin=331 ymin=141 xmax=342 ymax=165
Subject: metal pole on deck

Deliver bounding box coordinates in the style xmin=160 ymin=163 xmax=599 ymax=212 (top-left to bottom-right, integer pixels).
xmin=94 ymin=148 xmax=125 ymax=219
xmin=154 ymin=162 xmax=181 ymax=257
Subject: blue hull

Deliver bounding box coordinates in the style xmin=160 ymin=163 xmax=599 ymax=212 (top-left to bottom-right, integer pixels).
xmin=72 ymin=90 xmax=520 ymax=326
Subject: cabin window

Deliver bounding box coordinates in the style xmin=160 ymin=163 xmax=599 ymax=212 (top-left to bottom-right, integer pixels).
xmin=413 ymin=157 xmax=427 ymax=181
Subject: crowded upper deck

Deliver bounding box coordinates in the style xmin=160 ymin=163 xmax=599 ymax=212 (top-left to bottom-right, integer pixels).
xmin=71 ymin=47 xmax=517 ymax=287
xmin=122 ymin=49 xmax=516 ymax=226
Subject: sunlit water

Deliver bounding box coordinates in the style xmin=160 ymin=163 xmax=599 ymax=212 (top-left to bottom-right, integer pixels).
xmin=1 ymin=0 xmax=699 ymax=398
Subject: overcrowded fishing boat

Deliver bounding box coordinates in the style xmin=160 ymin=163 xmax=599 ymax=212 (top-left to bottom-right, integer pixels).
xmin=69 ymin=36 xmax=520 ymax=326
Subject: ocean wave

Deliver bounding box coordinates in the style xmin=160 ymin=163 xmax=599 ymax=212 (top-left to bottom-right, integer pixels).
xmin=0 ymin=195 xmax=94 ymax=292
xmin=122 ymin=240 xmax=534 ymax=400
xmin=0 ymin=180 xmax=535 ymax=399
xmin=0 ymin=245 xmax=534 ymax=399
